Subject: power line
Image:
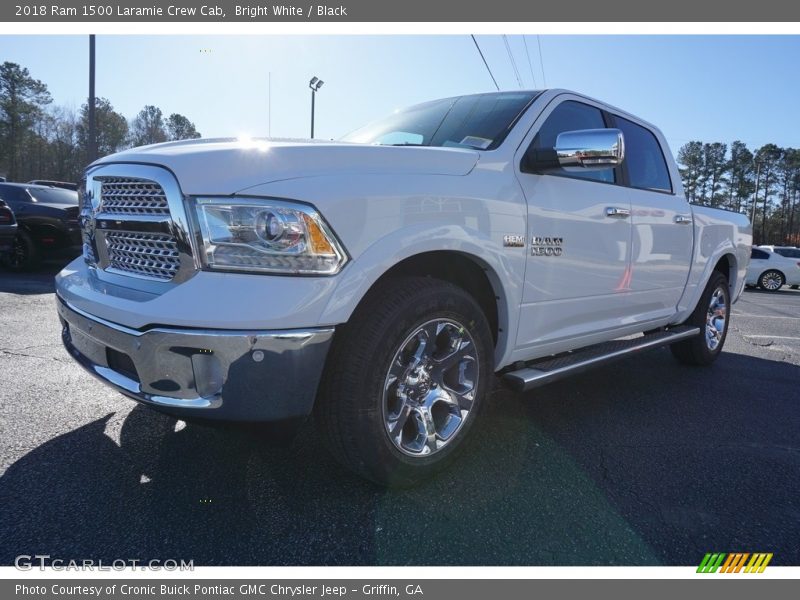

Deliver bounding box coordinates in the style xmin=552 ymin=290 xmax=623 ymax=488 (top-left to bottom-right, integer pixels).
xmin=470 ymin=35 xmax=499 ymax=91
xmin=522 ymin=35 xmax=538 ymax=88
xmin=537 ymin=35 xmax=547 ymax=87
xmin=503 ymin=35 xmax=523 ymax=89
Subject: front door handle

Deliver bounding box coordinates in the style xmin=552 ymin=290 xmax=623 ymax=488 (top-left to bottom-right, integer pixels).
xmin=674 ymin=214 xmax=692 ymax=224
xmin=605 ymin=207 xmax=630 ymax=219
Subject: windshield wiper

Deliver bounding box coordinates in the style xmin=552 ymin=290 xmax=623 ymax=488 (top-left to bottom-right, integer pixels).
xmin=384 ymin=142 xmax=426 ymax=147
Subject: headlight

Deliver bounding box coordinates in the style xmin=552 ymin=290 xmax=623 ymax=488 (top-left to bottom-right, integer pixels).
xmin=193 ymin=197 xmax=347 ymax=275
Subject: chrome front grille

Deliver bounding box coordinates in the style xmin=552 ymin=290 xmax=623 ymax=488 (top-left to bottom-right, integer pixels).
xmin=105 ymin=231 xmax=181 ymax=281
xmin=84 ymin=165 xmax=194 ymax=286
xmin=98 ymin=176 xmax=170 ymax=216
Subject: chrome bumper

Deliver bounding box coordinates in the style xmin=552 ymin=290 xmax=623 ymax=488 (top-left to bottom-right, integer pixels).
xmin=57 ymin=297 xmax=334 ymax=421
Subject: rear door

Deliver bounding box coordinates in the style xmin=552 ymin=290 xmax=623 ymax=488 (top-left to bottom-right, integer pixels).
xmin=611 ymin=115 xmax=694 ymax=321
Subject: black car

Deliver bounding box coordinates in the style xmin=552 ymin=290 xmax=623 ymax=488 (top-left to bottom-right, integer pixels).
xmin=27 ymin=179 xmax=79 ymax=191
xmin=0 ymin=183 xmax=81 ymax=270
xmin=0 ymin=199 xmax=17 ymax=259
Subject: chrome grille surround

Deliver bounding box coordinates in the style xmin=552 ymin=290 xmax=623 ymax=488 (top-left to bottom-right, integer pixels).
xmin=82 ymin=164 xmax=196 ymax=287
xmin=105 ymin=231 xmax=181 ymax=281
xmin=97 ymin=176 xmax=170 ymax=216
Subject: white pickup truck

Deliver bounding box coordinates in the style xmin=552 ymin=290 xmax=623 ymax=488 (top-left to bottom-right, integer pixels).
xmin=56 ymin=89 xmax=751 ymax=485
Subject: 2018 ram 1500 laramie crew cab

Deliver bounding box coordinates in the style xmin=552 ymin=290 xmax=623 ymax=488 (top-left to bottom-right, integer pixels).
xmin=56 ymin=90 xmax=752 ymax=485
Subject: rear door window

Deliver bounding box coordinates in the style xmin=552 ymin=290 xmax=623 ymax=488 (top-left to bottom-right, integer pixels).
xmin=615 ymin=117 xmax=673 ymax=193
xmin=0 ymin=186 xmax=31 ymax=205
xmin=774 ymin=248 xmax=800 ymax=259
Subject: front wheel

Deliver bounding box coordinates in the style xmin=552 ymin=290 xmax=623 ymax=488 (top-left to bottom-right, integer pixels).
xmin=315 ymin=276 xmax=494 ymax=487
xmin=671 ymin=272 xmax=730 ymax=366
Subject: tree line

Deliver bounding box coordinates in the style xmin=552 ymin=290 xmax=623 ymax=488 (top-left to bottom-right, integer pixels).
xmin=2 ymin=61 xmax=798 ymax=245
xmin=0 ymin=61 xmax=201 ymax=184
xmin=677 ymin=141 xmax=799 ymax=245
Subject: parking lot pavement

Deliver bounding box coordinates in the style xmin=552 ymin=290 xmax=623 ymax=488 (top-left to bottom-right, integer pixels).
xmin=0 ymin=269 xmax=798 ymax=566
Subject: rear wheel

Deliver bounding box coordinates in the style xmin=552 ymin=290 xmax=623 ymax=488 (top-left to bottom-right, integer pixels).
xmin=671 ymin=272 xmax=730 ymax=366
xmin=3 ymin=230 xmax=40 ymax=271
xmin=758 ymin=270 xmax=784 ymax=291
xmin=315 ymin=276 xmax=493 ymax=487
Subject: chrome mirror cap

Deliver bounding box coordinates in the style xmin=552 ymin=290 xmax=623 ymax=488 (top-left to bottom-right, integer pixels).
xmin=555 ymin=128 xmax=625 ymax=171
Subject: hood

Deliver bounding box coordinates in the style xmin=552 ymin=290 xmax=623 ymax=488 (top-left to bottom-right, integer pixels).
xmin=93 ymin=138 xmax=480 ymax=195
xmin=34 ymin=202 xmax=78 ymax=212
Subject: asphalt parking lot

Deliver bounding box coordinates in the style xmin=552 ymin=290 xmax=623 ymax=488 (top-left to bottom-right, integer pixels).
xmin=1 ymin=264 xmax=798 ymax=566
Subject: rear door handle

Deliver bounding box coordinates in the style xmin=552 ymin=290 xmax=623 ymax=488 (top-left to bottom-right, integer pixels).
xmin=605 ymin=207 xmax=630 ymax=219
xmin=674 ymin=214 xmax=692 ymax=224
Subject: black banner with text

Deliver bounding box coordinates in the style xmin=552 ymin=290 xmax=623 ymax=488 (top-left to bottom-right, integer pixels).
xmin=2 ymin=0 xmax=800 ymax=22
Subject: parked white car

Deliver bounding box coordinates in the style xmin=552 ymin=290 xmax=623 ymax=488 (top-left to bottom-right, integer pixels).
xmin=760 ymin=245 xmax=800 ymax=259
xmin=746 ymin=247 xmax=800 ymax=291
xmin=56 ymin=89 xmax=752 ymax=485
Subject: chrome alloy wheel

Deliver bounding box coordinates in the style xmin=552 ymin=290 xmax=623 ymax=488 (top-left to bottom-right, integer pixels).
xmin=760 ymin=271 xmax=783 ymax=291
xmin=705 ymin=286 xmax=728 ymax=351
xmin=383 ymin=319 xmax=479 ymax=457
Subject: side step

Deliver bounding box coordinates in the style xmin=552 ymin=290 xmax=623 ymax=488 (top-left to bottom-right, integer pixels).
xmin=502 ymin=325 xmax=700 ymax=392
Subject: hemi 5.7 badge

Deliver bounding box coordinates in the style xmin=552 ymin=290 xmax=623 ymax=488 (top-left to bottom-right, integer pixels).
xmin=503 ymin=235 xmax=526 ymax=248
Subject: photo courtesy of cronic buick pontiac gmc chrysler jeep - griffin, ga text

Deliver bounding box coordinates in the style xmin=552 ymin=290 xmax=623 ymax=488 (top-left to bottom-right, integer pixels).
xmin=55 ymin=90 xmax=752 ymax=485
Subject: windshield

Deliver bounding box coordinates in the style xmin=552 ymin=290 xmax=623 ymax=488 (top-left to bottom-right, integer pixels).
xmin=27 ymin=187 xmax=78 ymax=205
xmin=342 ymin=92 xmax=539 ymax=150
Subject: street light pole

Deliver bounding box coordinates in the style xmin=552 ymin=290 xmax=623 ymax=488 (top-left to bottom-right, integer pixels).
xmin=309 ymin=76 xmax=324 ymax=139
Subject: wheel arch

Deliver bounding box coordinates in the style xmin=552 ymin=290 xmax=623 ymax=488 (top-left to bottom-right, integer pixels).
xmin=713 ymin=253 xmax=738 ymax=294
xmin=324 ymin=248 xmax=515 ymax=369
xmin=675 ymin=250 xmax=743 ymax=324
xmin=367 ymin=250 xmax=501 ymax=341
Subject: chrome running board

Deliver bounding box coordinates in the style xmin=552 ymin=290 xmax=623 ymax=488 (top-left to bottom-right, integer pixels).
xmin=502 ymin=326 xmax=700 ymax=392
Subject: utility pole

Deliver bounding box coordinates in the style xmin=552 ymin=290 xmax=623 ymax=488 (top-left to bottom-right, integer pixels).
xmin=309 ymin=76 xmax=323 ymax=139
xmin=268 ymin=71 xmax=271 ymax=138
xmin=751 ymin=160 xmax=761 ymax=241
xmin=88 ymin=34 xmax=97 ymax=163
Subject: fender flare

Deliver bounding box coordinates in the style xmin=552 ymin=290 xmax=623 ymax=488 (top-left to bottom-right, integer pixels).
xmin=318 ymin=223 xmax=523 ymax=368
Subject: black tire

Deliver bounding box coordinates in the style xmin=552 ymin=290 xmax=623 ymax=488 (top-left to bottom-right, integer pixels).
xmin=671 ymin=272 xmax=730 ymax=366
xmin=3 ymin=230 xmax=40 ymax=271
xmin=758 ymin=269 xmax=784 ymax=292
xmin=315 ymin=276 xmax=494 ymax=487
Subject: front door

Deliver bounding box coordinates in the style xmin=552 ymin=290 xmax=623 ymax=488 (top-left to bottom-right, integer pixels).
xmin=514 ymin=97 xmax=633 ymax=352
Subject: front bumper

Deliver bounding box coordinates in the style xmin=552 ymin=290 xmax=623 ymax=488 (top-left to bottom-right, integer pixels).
xmin=57 ymin=297 xmax=334 ymax=422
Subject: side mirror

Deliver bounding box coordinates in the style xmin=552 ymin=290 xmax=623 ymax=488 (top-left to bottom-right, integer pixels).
xmin=554 ymin=128 xmax=625 ymax=171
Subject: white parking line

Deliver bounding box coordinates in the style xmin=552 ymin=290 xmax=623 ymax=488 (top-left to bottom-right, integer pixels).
xmin=741 ymin=335 xmax=800 ymax=341
xmin=732 ymin=313 xmax=800 ymax=320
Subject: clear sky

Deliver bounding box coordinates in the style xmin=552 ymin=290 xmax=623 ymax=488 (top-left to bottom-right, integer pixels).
xmin=0 ymin=34 xmax=798 ymax=154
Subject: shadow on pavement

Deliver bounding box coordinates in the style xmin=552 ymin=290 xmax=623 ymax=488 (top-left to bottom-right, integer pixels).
xmin=0 ymin=260 xmax=70 ymax=295
xmin=0 ymin=350 xmax=797 ymax=565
